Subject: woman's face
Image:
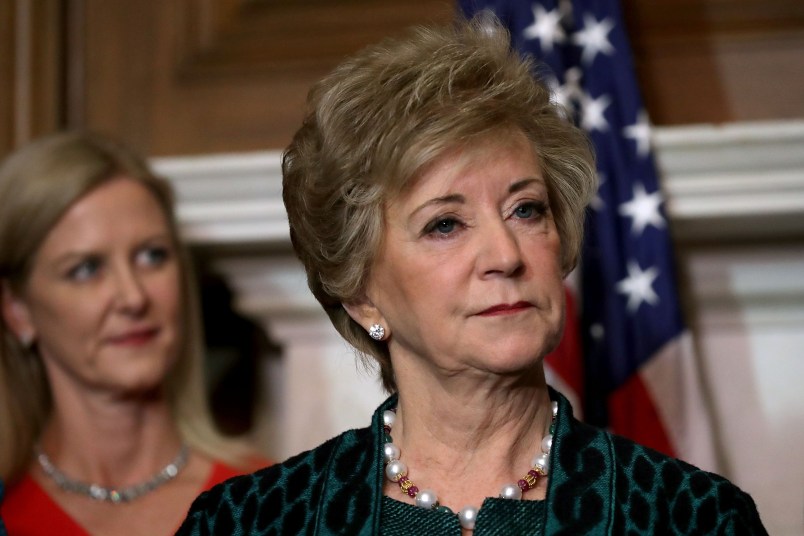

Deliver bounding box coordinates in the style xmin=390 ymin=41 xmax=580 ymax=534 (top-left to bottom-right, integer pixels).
xmin=4 ymin=177 xmax=182 ymax=397
xmin=363 ymin=131 xmax=565 ymax=379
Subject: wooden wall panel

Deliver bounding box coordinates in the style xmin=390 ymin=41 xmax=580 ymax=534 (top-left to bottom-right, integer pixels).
xmin=622 ymin=0 xmax=804 ymax=124
xmin=2 ymin=1 xmax=801 ymax=157
xmin=70 ymin=0 xmax=456 ymax=156
xmin=0 ymin=1 xmax=63 ymax=157
xmin=0 ymin=2 xmax=15 ymax=154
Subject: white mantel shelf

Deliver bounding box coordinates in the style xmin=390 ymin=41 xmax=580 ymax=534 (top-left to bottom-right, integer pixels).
xmin=152 ymin=120 xmax=804 ymax=535
xmin=153 ymin=120 xmax=804 ymax=248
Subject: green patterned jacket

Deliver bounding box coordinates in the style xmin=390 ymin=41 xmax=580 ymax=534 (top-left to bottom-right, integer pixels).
xmin=177 ymin=390 xmax=766 ymax=535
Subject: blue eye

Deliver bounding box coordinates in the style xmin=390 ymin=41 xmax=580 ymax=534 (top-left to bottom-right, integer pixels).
xmin=68 ymin=258 xmax=101 ymax=281
xmin=513 ymin=201 xmax=547 ymax=220
xmin=514 ymin=204 xmax=535 ymax=218
xmin=137 ymin=246 xmax=171 ymax=267
xmin=435 ymin=218 xmax=457 ymax=234
xmin=424 ymin=217 xmax=460 ymax=236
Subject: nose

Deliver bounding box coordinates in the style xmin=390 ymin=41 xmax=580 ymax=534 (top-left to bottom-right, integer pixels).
xmin=477 ymin=219 xmax=525 ymax=278
xmin=113 ymin=265 xmax=149 ymax=314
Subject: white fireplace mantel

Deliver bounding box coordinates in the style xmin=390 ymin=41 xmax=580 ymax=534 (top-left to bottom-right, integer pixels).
xmin=155 ymin=120 xmax=804 ymax=248
xmin=154 ymin=121 xmax=804 ymax=246
xmin=152 ymin=120 xmax=804 ymax=535
xmin=150 ymin=119 xmax=804 ymax=457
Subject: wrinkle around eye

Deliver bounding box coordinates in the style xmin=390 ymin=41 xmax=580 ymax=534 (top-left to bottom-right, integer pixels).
xmin=509 ymin=200 xmax=549 ymax=221
xmin=421 ymin=215 xmax=467 ymax=239
xmin=66 ymin=258 xmax=102 ymax=282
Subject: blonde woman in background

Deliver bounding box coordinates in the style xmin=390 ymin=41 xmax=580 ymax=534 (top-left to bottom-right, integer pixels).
xmin=0 ymin=131 xmax=264 ymax=535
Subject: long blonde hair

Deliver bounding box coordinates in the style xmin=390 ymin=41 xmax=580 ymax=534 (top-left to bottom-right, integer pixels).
xmin=0 ymin=131 xmax=250 ymax=483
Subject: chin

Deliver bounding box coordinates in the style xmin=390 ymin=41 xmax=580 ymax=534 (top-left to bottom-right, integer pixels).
xmin=499 ymin=328 xmax=560 ymax=358
xmin=108 ymin=364 xmax=172 ymax=396
xmin=478 ymin=345 xmax=547 ymax=376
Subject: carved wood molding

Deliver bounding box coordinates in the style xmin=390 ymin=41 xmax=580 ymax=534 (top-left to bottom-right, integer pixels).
xmin=621 ymin=0 xmax=804 ymax=124
xmin=174 ymin=0 xmax=455 ymax=79
xmin=0 ymin=2 xmax=14 ymax=151
xmin=0 ymin=0 xmax=63 ymax=155
xmin=622 ymin=0 xmax=804 ymax=42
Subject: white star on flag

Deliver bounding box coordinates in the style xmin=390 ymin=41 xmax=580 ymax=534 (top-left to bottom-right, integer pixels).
xmin=572 ymin=13 xmax=615 ymax=65
xmin=548 ymin=67 xmax=582 ymax=115
xmin=623 ymin=110 xmax=653 ymax=157
xmin=579 ymin=91 xmax=611 ymax=132
xmin=618 ymin=182 xmax=665 ymax=235
xmin=616 ymin=260 xmax=660 ymax=313
xmin=590 ymin=172 xmax=606 ymax=211
xmin=523 ymin=5 xmax=565 ymax=53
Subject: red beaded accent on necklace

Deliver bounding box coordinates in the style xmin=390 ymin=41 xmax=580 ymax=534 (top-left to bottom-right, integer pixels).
xmin=517 ymin=465 xmax=547 ymax=492
xmin=382 ymin=401 xmax=557 ymax=511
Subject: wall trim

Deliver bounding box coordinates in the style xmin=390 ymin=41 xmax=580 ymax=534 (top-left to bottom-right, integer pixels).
xmin=152 ymin=120 xmax=804 ymax=246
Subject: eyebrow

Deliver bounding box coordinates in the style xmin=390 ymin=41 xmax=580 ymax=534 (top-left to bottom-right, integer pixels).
xmin=409 ymin=193 xmax=465 ymax=219
xmin=409 ymin=177 xmax=543 ymax=218
xmin=48 ymin=234 xmax=174 ymax=267
xmin=46 ymin=251 xmax=100 ymax=275
xmin=509 ymin=177 xmax=542 ymax=193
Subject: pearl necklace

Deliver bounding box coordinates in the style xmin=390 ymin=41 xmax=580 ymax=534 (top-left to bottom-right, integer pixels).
xmin=383 ymin=401 xmax=557 ymax=530
xmin=35 ymin=444 xmax=190 ymax=504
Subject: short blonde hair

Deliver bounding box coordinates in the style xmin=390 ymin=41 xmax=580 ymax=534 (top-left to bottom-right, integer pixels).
xmin=0 ymin=131 xmax=244 ymax=482
xmin=282 ymin=16 xmax=597 ymax=392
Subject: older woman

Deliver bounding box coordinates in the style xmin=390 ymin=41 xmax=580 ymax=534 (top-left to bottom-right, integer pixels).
xmin=178 ymin=16 xmax=766 ymax=535
xmin=0 ymin=131 xmax=261 ymax=535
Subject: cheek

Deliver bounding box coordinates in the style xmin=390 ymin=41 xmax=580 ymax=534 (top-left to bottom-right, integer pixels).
xmin=30 ymin=300 xmax=100 ymax=363
xmin=151 ymin=274 xmax=182 ymax=321
xmin=529 ymin=233 xmax=563 ymax=271
xmin=32 ymin=291 xmax=100 ymax=334
xmin=380 ymin=254 xmax=455 ymax=310
xmin=369 ymin=259 xmax=436 ymax=334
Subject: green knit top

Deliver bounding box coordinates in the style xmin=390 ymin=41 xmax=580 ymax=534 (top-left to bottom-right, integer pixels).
xmin=381 ymin=496 xmax=545 ymax=535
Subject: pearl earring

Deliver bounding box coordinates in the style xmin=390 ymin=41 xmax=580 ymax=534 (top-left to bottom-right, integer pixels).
xmin=20 ymin=332 xmax=34 ymax=349
xmin=368 ymin=323 xmax=386 ymax=341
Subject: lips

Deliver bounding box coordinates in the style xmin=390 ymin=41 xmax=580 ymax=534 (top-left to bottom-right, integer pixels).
xmin=107 ymin=327 xmax=159 ymax=346
xmin=477 ymin=301 xmax=534 ymax=316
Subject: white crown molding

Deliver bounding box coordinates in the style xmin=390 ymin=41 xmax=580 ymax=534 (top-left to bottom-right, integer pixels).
xmin=152 ymin=152 xmax=286 ymax=246
xmin=654 ymin=120 xmax=804 ymax=241
xmin=152 ymin=119 xmax=804 ymax=246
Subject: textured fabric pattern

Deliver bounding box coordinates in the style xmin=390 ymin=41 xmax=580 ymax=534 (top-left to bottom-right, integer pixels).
xmin=177 ymin=390 xmax=767 ymax=535
xmin=382 ymin=495 xmax=545 ymax=535
xmin=546 ymin=415 xmax=765 ymax=535
xmin=179 ymin=429 xmax=382 ymax=535
xmin=0 ymin=480 xmax=7 ymax=536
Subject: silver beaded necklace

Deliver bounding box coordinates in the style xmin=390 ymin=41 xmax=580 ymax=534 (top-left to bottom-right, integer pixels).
xmin=35 ymin=444 xmax=190 ymax=504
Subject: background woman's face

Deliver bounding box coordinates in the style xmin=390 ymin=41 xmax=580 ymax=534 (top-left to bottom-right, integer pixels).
xmin=7 ymin=177 xmax=182 ymax=397
xmin=366 ymin=131 xmax=565 ymax=379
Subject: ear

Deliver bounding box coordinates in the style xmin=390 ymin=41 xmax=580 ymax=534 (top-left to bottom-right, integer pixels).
xmin=342 ymin=294 xmax=388 ymax=336
xmin=1 ymin=280 xmax=36 ymax=345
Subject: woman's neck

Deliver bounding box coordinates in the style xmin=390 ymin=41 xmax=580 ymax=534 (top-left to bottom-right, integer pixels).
xmin=387 ymin=365 xmax=554 ymax=510
xmin=37 ymin=386 xmax=183 ymax=488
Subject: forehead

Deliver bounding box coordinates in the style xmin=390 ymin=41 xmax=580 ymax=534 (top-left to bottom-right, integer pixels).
xmin=398 ymin=130 xmax=543 ymax=201
xmin=38 ymin=177 xmax=170 ymax=254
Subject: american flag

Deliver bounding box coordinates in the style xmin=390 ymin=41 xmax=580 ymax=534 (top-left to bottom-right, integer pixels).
xmin=459 ymin=0 xmax=719 ymax=469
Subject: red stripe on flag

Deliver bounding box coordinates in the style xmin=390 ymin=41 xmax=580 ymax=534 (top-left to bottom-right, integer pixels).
xmin=608 ymin=373 xmax=676 ymax=457
xmin=545 ymin=287 xmax=583 ymax=399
